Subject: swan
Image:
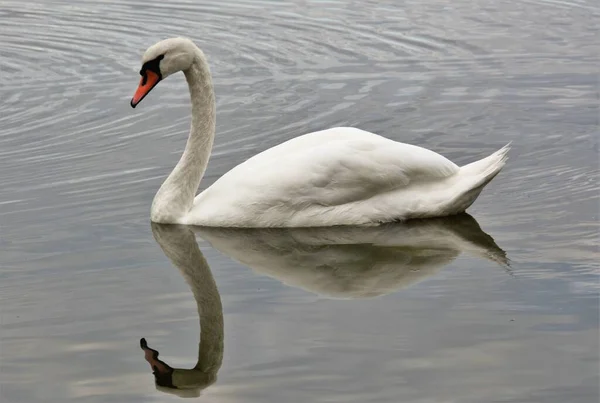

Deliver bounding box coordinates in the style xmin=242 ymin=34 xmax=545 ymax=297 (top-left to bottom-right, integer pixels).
xmin=131 ymin=37 xmax=510 ymax=227
xmin=141 ymin=223 xmax=224 ymax=398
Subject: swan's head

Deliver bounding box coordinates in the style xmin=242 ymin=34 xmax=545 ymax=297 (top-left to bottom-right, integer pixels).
xmin=130 ymin=37 xmax=198 ymax=108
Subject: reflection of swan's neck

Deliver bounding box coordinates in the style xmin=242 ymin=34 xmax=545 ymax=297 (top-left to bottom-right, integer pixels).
xmin=150 ymin=224 xmax=224 ymax=395
xmin=177 ymin=249 xmax=224 ymax=374
xmin=151 ymin=51 xmax=216 ymax=223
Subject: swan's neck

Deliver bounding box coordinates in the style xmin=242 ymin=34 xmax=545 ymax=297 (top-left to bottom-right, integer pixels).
xmin=151 ymin=52 xmax=216 ymax=223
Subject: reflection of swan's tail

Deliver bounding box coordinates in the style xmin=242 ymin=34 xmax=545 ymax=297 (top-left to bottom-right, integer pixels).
xmin=423 ymin=214 xmax=511 ymax=271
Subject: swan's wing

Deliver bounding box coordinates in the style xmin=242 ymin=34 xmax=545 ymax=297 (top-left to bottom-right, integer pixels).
xmin=230 ymin=128 xmax=458 ymax=204
xmin=191 ymin=127 xmax=459 ymax=225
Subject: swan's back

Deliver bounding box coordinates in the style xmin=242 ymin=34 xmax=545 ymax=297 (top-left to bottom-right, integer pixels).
xmin=234 ymin=127 xmax=458 ymax=175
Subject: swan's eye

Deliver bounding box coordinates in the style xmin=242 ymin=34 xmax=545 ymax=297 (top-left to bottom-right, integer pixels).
xmin=140 ymin=55 xmax=165 ymax=78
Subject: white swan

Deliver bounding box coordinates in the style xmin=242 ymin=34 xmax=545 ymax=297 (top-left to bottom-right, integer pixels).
xmin=131 ymin=37 xmax=510 ymax=227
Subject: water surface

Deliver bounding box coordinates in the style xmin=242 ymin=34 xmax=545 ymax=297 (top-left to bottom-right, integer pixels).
xmin=1 ymin=0 xmax=598 ymax=402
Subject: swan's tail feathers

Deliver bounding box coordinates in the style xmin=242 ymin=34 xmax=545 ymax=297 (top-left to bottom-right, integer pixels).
xmin=447 ymin=143 xmax=511 ymax=214
xmin=460 ymin=142 xmax=511 ymax=180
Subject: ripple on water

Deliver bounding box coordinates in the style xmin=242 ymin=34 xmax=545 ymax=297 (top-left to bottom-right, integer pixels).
xmin=1 ymin=0 xmax=486 ymax=226
xmin=0 ymin=0 xmax=596 ymax=241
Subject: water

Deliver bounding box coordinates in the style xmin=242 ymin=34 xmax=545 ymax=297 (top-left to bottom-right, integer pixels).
xmin=1 ymin=0 xmax=598 ymax=401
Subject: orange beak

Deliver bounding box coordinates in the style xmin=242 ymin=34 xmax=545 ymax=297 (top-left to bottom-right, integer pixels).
xmin=131 ymin=70 xmax=161 ymax=108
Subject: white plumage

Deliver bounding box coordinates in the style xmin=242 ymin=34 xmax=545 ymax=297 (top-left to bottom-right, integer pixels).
xmin=190 ymin=127 xmax=509 ymax=226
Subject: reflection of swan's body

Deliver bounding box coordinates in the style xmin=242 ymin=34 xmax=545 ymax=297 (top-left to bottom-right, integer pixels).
xmin=130 ymin=37 xmax=510 ymax=227
xmin=194 ymin=214 xmax=508 ymax=298
xmin=141 ymin=224 xmax=224 ymax=398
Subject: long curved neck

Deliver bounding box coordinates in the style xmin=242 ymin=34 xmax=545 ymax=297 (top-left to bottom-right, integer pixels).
xmin=175 ymin=237 xmax=224 ymax=374
xmin=151 ymin=51 xmax=216 ymax=223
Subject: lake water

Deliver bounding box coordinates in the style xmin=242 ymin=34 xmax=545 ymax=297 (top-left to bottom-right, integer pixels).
xmin=1 ymin=0 xmax=598 ymax=402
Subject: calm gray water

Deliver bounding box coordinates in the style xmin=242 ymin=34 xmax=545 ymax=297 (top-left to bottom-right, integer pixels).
xmin=1 ymin=0 xmax=598 ymax=402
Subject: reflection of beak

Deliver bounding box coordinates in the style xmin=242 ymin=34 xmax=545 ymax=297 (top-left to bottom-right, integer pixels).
xmin=140 ymin=337 xmax=174 ymax=387
xmin=131 ymin=70 xmax=161 ymax=108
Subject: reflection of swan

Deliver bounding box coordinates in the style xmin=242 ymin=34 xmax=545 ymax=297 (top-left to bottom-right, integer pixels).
xmin=194 ymin=214 xmax=509 ymax=298
xmin=130 ymin=37 xmax=510 ymax=227
xmin=140 ymin=223 xmax=224 ymax=398
xmin=139 ymin=216 xmax=507 ymax=397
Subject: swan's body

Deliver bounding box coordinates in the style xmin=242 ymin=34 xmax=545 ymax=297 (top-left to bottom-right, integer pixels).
xmin=189 ymin=127 xmax=510 ymax=227
xmin=132 ymin=38 xmax=510 ymax=227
